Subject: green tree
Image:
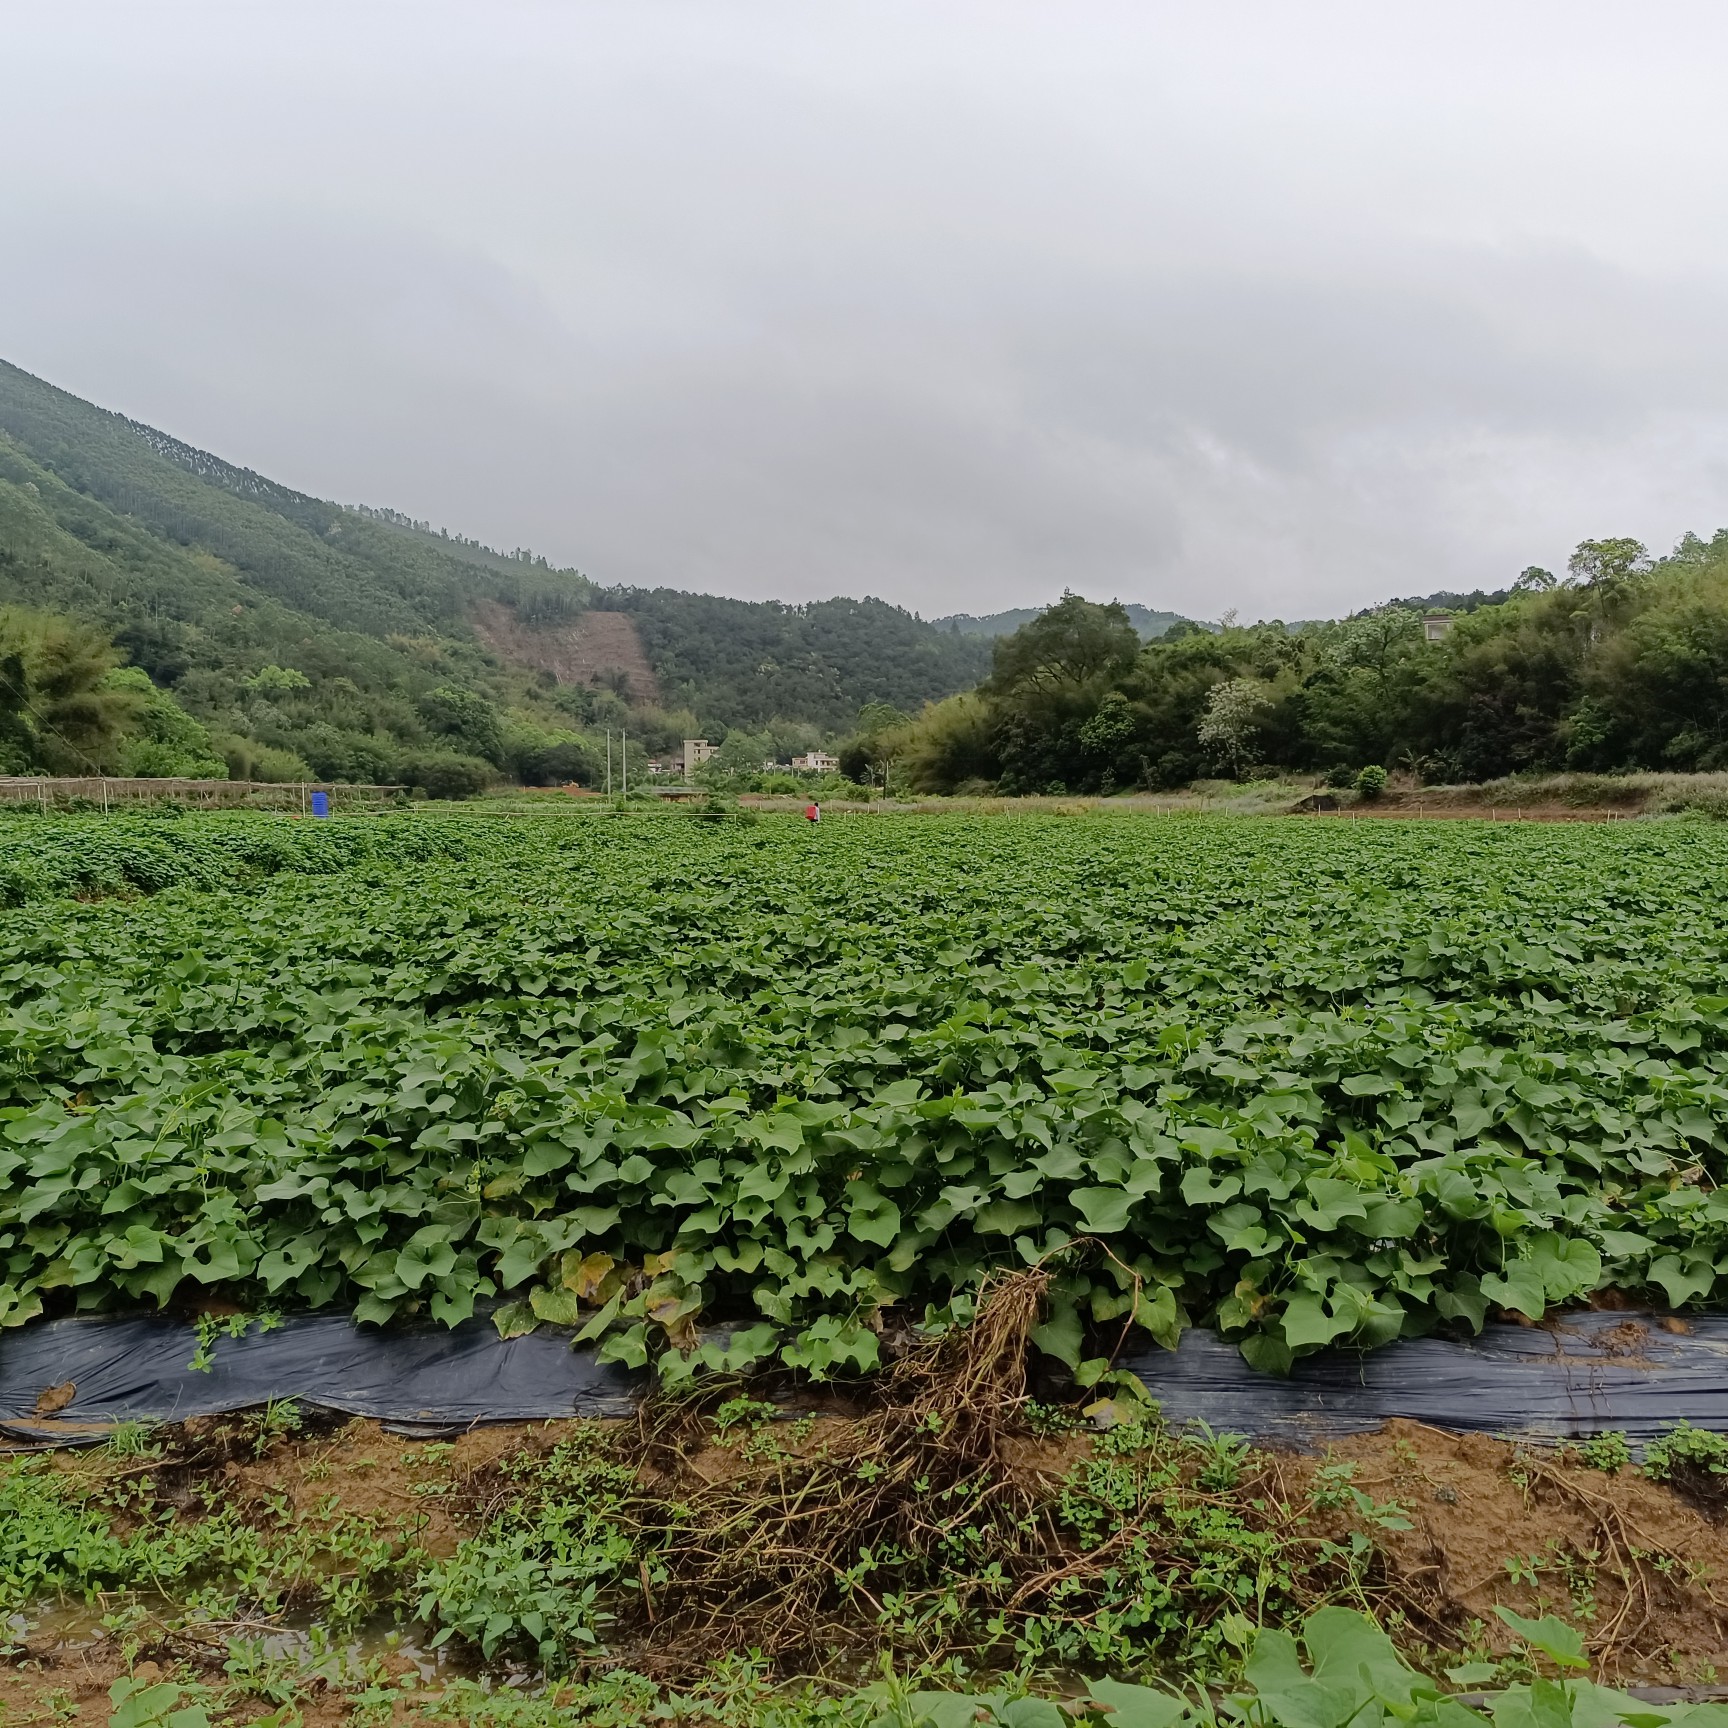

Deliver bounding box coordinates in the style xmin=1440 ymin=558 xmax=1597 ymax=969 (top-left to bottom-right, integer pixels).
xmin=1298 ymin=608 xmax=1426 ymax=770
xmin=713 ymin=729 xmax=773 ymax=776
xmin=987 ymin=593 xmax=1141 ymax=696
xmin=1577 ymin=562 xmax=1728 ymax=768
xmin=980 ymin=598 xmax=1147 ymax=793
xmin=0 ymin=648 xmax=33 ymax=772
xmin=891 ymin=693 xmax=997 ymax=793
xmin=1568 ymin=538 xmax=1649 ymax=587
xmin=104 ymin=667 xmax=228 ymax=777
xmin=418 ymin=686 xmax=506 ymax=765
xmin=220 ymin=737 xmax=314 ymax=782
xmin=837 ymin=704 xmax=912 ymax=794
xmin=1077 ymin=690 xmax=1134 ymax=757
xmin=247 ymin=663 xmax=312 ymax=693
xmin=502 ymin=722 xmax=599 ymax=787
xmin=1196 ymin=678 xmax=1273 ymax=778
xmin=404 ymin=752 xmax=494 ymax=799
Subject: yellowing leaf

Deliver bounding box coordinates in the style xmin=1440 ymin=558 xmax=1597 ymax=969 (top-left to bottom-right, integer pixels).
xmin=561 ymin=1251 xmax=616 ymax=1301
xmin=529 ymin=1284 xmax=583 ymax=1326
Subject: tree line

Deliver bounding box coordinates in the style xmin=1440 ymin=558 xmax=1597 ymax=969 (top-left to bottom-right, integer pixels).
xmin=852 ymin=533 xmax=1728 ymax=795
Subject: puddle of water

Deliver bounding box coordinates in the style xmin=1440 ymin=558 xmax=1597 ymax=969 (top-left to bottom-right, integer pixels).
xmin=9 ymin=1598 xmax=134 ymax=1649
xmin=243 ymin=1616 xmax=453 ymax=1684
xmin=8 ymin=1597 xmax=453 ymax=1684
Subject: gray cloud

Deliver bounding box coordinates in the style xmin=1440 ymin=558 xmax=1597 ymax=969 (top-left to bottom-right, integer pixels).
xmin=7 ymin=1 xmax=1728 ymax=619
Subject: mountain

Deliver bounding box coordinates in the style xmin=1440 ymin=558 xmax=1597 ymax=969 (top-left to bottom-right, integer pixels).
xmin=0 ymin=359 xmax=990 ymax=778
xmin=935 ymin=601 xmax=1190 ymax=641
xmin=618 ymin=588 xmax=990 ymax=730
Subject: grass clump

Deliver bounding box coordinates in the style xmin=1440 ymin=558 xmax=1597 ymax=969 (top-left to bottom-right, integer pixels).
xmin=0 ymin=1418 xmax=428 ymax=1643
xmin=0 ymin=1455 xmax=133 ymax=1617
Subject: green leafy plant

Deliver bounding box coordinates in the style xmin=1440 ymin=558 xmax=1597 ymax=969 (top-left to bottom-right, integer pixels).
xmin=1643 ymin=1421 xmax=1728 ymax=1482
xmin=415 ymin=1435 xmax=640 ymax=1674
xmin=106 ymin=1677 xmax=213 ymax=1728
xmin=4 ymin=809 xmax=1728 ymax=1379
xmin=1577 ymin=1431 xmax=1631 ymax=1473
xmin=188 ymin=1310 xmax=253 ymax=1372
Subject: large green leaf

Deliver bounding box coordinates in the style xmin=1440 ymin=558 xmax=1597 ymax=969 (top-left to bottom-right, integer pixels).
xmin=1079 ymin=1679 xmax=1191 ymax=1728
xmin=1031 ymin=1294 xmax=1084 ymax=1369
xmin=1481 ymin=1262 xmax=1547 ymax=1321
xmin=396 ymin=1233 xmax=458 ymax=1290
xmin=1071 ymin=1186 xmax=1134 ymax=1234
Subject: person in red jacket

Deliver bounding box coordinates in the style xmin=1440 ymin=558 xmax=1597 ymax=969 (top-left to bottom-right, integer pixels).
xmin=803 ymin=800 xmax=821 ymax=824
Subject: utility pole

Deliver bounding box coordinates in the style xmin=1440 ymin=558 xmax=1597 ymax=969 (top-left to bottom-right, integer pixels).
xmin=605 ymin=731 xmax=612 ymax=796
xmin=621 ymin=730 xmax=628 ymax=798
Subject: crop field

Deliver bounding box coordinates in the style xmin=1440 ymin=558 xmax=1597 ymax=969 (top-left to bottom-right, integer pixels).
xmin=6 ymin=806 xmax=1728 ymax=1725
xmin=3 ymin=808 xmax=1728 ymax=1373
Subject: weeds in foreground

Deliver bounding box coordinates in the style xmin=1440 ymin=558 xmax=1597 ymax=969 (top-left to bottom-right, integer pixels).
xmin=13 ymin=1314 xmax=1728 ymax=1722
xmin=0 ymin=1425 xmax=428 ymax=1638
xmin=413 ymin=1272 xmax=1408 ymax=1682
xmin=414 ymin=1429 xmax=637 ymax=1672
xmin=1576 ymin=1432 xmax=1631 ymax=1474
xmin=76 ymin=1606 xmax=1728 ymax=1728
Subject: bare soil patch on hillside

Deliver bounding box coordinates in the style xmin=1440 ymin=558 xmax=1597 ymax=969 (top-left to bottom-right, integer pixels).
xmin=471 ymin=599 xmax=661 ymax=704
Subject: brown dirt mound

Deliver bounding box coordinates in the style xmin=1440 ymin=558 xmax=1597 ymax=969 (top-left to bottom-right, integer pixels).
xmin=1294 ymin=1420 xmax=1728 ymax=1682
xmin=172 ymin=1414 xmax=539 ymax=1558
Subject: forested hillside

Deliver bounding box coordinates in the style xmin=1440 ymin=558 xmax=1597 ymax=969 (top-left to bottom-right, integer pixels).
xmin=935 ymin=601 xmax=1188 ymax=640
xmin=620 ymin=588 xmax=990 ymax=730
xmin=0 ymin=360 xmax=990 ymax=783
xmin=872 ymin=540 xmax=1728 ymax=794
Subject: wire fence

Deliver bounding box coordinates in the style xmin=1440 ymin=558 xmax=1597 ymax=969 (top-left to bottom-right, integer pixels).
xmin=0 ymin=778 xmax=406 ymax=812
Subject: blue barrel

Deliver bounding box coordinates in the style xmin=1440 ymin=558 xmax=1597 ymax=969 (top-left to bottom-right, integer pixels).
xmin=310 ymin=790 xmax=330 ymax=819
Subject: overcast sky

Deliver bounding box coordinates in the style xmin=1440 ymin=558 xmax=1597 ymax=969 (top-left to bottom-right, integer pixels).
xmin=7 ymin=2 xmax=1728 ymax=620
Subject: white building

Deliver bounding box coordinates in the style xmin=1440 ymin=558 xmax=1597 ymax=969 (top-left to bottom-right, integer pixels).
xmin=792 ymin=751 xmax=839 ymax=772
